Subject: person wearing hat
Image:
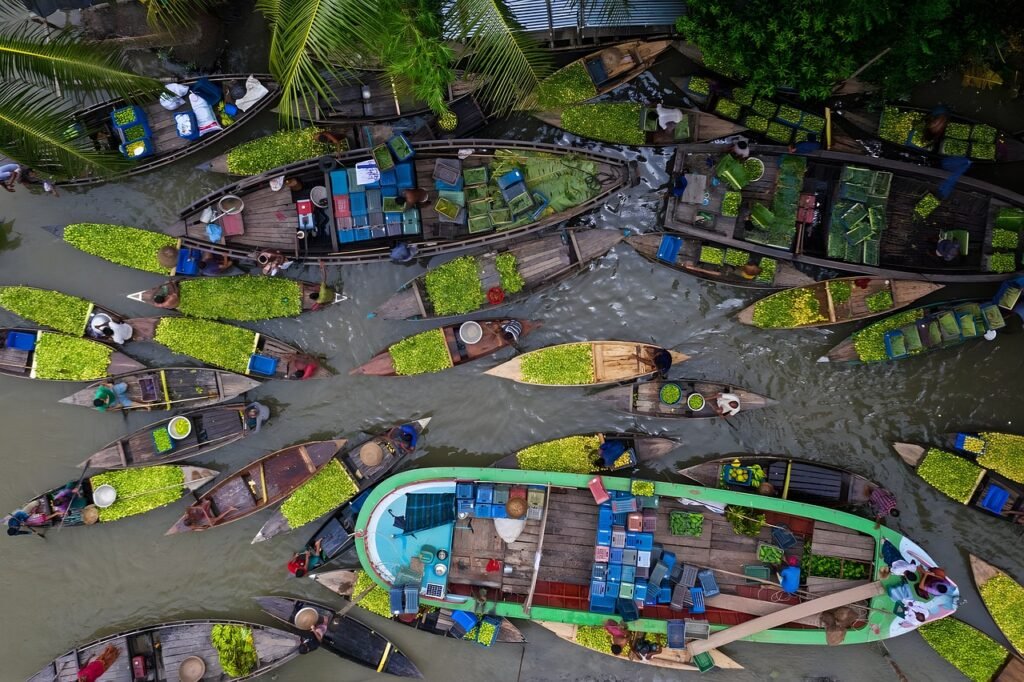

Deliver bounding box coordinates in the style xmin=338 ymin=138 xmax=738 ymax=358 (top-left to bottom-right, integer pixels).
xmin=287 ymin=538 xmax=327 ymax=577
xmin=244 ymin=402 xmax=270 ymax=433
xmin=286 ymin=353 xmax=320 ymax=380
xmin=157 ymin=245 xmax=180 ymax=270
xmin=779 ymin=555 xmax=801 ymax=594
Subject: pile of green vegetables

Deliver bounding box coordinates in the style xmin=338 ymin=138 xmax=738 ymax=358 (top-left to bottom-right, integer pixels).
xmin=0 ymin=287 xmax=92 ymax=335
xmin=559 ymin=103 xmax=645 ymax=146
xmin=210 ymin=623 xmax=258 ymax=677
xmin=354 ymin=570 xmax=395 ymax=618
xmin=177 ymin=277 xmax=303 ymax=321
xmin=975 ymin=433 xmax=1024 ymax=483
xmin=630 ymin=480 xmax=654 ymax=497
xmin=865 ymin=290 xmax=894 ymax=313
xmin=751 ymin=287 xmax=825 ymax=328
xmin=916 ymin=448 xmax=982 ymax=503
xmin=495 ymin=252 xmax=525 ymax=294
xmin=574 ymin=624 xmax=629 ymax=656
xmin=280 ymin=459 xmax=359 ymax=529
xmin=64 ymin=223 xmax=176 ymax=274
xmin=802 ymin=554 xmax=869 ymax=580
xmin=89 ymin=466 xmax=185 ymax=522
xmin=724 ymin=505 xmax=765 ymax=536
xmin=827 ymin=280 xmax=852 ymax=305
xmin=33 ymin=333 xmax=114 ymax=381
xmin=424 ymin=256 xmax=485 ymax=316
xmin=520 ymin=343 xmax=595 ymax=385
xmin=154 ymin=318 xmax=256 ymax=374
xmin=225 ymin=128 xmax=331 ymax=175
xmin=850 ymin=309 xmax=925 ymax=362
xmin=878 ymin=107 xmax=925 ymax=146
xmin=388 ymin=328 xmax=453 ymax=375
xmin=463 ymin=619 xmax=498 ymax=646
xmin=757 ymin=544 xmax=783 ymax=564
xmin=534 ymin=62 xmax=597 ymax=108
xmin=919 ymin=618 xmax=1009 ymax=682
xmin=978 ymin=572 xmax=1024 ymax=654
xmin=669 ymin=511 xmax=704 ymax=537
xmin=515 ymin=435 xmax=603 ymax=473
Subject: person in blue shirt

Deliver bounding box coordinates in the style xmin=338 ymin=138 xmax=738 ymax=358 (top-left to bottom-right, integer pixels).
xmin=789 ymin=133 xmax=822 ymax=155
xmin=780 ymin=554 xmax=802 ymax=594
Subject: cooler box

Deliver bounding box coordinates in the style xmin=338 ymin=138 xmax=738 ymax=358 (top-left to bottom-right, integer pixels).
xmin=5 ymin=331 xmax=36 ymax=351
xmin=176 ymin=247 xmax=202 ymax=275
xmin=395 ymin=162 xmax=415 ymax=189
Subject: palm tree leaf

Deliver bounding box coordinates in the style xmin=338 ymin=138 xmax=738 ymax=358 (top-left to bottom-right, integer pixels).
xmin=0 ymin=81 xmax=129 ymax=180
xmin=444 ymin=0 xmax=551 ymax=115
xmin=143 ymin=0 xmax=216 ymax=34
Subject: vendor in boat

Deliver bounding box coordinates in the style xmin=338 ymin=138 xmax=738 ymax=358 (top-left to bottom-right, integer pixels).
xmin=730 ymin=139 xmax=751 ymax=160
xmin=89 ymin=313 xmax=133 ymax=344
xmin=710 ymin=392 xmax=742 ymax=417
xmin=789 ymin=133 xmax=822 ymax=155
xmin=151 ymin=281 xmax=180 ymax=309
xmin=4 ymin=500 xmax=58 ymax=535
xmin=244 ymin=402 xmax=270 ymax=433
xmin=603 ymin=619 xmax=629 ymax=656
xmin=93 ymin=381 xmax=133 ymax=411
xmin=598 ymin=439 xmax=628 ymax=468
xmin=395 ymin=188 xmax=430 ymax=208
xmin=632 ymin=636 xmax=662 ymax=661
xmin=286 ymin=353 xmax=320 ymax=380
xmin=738 ymin=263 xmax=762 ymax=280
xmin=386 ymin=424 xmax=420 ymax=452
xmin=0 ymin=163 xmax=21 ymax=191
xmin=389 ymin=242 xmax=419 ymax=264
xmin=76 ymin=644 xmax=120 ymax=682
xmin=258 ymin=250 xmax=291 ymax=276
xmin=287 ymin=539 xmax=327 ymax=577
xmin=935 ymin=238 xmax=961 ymax=263
xmin=652 ymin=348 xmax=673 ymax=378
xmin=779 ymin=555 xmax=801 ymax=594
xmin=309 ymin=282 xmax=336 ymax=311
xmin=200 ymin=252 xmax=234 ymax=276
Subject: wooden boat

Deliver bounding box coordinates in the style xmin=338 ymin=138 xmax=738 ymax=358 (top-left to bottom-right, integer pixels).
xmin=172 ymin=140 xmax=634 ymax=266
xmin=819 ymin=298 xmax=1004 ymax=364
xmin=374 ymin=229 xmax=623 ymax=320
xmin=165 ymin=438 xmax=349 ymax=535
xmin=0 ymin=328 xmax=144 ymax=382
xmin=920 ymin=616 xmax=1024 ymax=682
xmin=625 ymin=233 xmax=816 ymax=289
xmin=736 ymin=278 xmax=943 ymax=329
xmin=532 ymin=105 xmax=747 ymax=146
xmin=679 ymin=456 xmax=888 ymax=514
xmin=26 ymin=619 xmax=301 ymax=682
xmin=663 ymin=144 xmax=1024 ymax=283
xmin=14 ymin=464 xmax=217 ymax=530
xmin=893 ymin=443 xmax=1024 ymax=525
xmin=491 ymin=432 xmax=680 ymax=472
xmin=57 ymin=74 xmax=281 ymax=187
xmin=526 ymin=40 xmax=673 ymax=108
xmin=80 ymin=403 xmax=255 ymax=469
xmin=595 ymin=379 xmax=775 ymax=419
xmin=128 ymin=276 xmax=345 ymax=320
xmin=0 ymin=286 xmax=128 ymax=343
xmin=485 ymin=341 xmax=687 ymax=387
xmin=311 ymin=569 xmax=528 ymax=643
xmin=294 ymin=490 xmax=371 ymax=573
xmin=970 ymin=555 xmax=1024 ymax=657
xmin=252 ymin=418 xmax=431 ymax=543
xmin=946 ymin=430 xmax=1024 ymax=464
xmin=354 ymin=467 xmax=959 ymax=662
xmin=255 ymin=596 xmax=422 ymax=677
xmin=60 ymin=368 xmax=261 ymax=412
xmin=351 ymin=319 xmax=541 ymax=375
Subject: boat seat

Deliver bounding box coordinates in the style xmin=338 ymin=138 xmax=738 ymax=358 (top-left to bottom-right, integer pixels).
xmin=939 ymin=229 xmax=969 ymax=255
xmin=979 ymin=483 xmax=1010 ymax=515
xmin=936 ymin=311 xmax=961 ymax=342
xmin=220 ymin=212 xmax=245 ymax=237
xmin=656 ymin=235 xmax=683 ymax=263
xmin=883 ymin=330 xmax=908 ymax=359
xmin=767 ymin=463 xmax=843 ymax=501
xmin=981 ymin=303 xmax=1006 ymax=330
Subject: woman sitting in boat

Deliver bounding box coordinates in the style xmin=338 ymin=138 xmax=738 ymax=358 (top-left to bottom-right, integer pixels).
xmin=76 ymin=644 xmax=120 ymax=682
xmin=244 ymin=402 xmax=270 ymax=432
xmin=287 ymin=353 xmax=320 ymax=380
xmin=710 ymin=392 xmax=742 ymax=417
xmin=89 ymin=313 xmax=133 ymax=344
xmin=151 ymin=281 xmax=180 ymax=309
xmin=603 ymin=619 xmax=629 ymax=656
xmin=287 ymin=538 xmax=327 ymax=577
xmin=93 ymin=381 xmax=133 ymax=411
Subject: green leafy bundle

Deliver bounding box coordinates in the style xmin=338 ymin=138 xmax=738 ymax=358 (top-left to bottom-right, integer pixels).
xmin=756 ymin=257 xmax=776 ymax=283
xmin=559 ymin=103 xmax=645 ymax=146
xmin=919 ymin=618 xmax=1009 ymax=682
xmin=979 ymin=573 xmax=1024 ymax=654
xmin=878 ymin=107 xmax=924 ymax=144
xmin=758 ymin=544 xmax=783 ymax=564
xmin=977 ymin=433 xmax=1024 ymax=483
xmin=721 ymin=194 xmax=743 ymax=218
xmin=669 ymin=511 xmax=703 ymax=537
xmin=464 ymin=619 xmax=497 ymax=646
xmin=751 ymin=287 xmax=826 ymax=328
xmin=89 ymin=466 xmax=185 ymax=522
xmin=534 ymin=62 xmax=596 ymax=108
xmin=495 ymin=252 xmax=525 ymax=294
xmin=280 ymin=459 xmax=359 ymax=529
xmin=389 ymin=328 xmax=454 ymax=375
xmin=154 ymin=318 xmax=256 ymax=374
xmin=210 ymin=624 xmax=258 ymax=677
xmin=699 ymin=246 xmax=724 ymax=265
xmin=575 ymin=624 xmax=629 ymax=656
xmin=226 ymin=128 xmax=331 ymax=175
xmin=914 ymin=194 xmax=940 ymax=219
xmin=714 ymin=98 xmax=741 ymax=120
xmin=724 ymin=248 xmax=749 ymax=267
xmin=827 ymin=280 xmax=852 ymax=305
xmin=520 ymin=342 xmax=595 ymax=385
xmin=0 ymin=287 xmax=92 ymax=335
xmin=917 ymin=448 xmax=982 ymax=503
xmin=988 ymin=253 xmax=1017 ymax=274
xmin=991 ymin=229 xmax=1020 ymax=250
xmin=851 ymin=309 xmax=924 ymax=362
xmin=354 ymin=570 xmax=394 ymax=618
xmin=64 ymin=224 xmax=176 ymax=274
xmin=33 ymin=333 xmax=113 ymax=381
xmin=424 ymin=256 xmax=485 ymax=316
xmin=630 ymin=480 xmax=654 ymax=496
xmin=515 ymin=435 xmax=603 ymax=473
xmin=865 ymin=290 xmax=894 ymax=313
xmin=177 ymin=276 xmax=303 ymax=321
xmin=724 ymin=505 xmax=765 ymax=537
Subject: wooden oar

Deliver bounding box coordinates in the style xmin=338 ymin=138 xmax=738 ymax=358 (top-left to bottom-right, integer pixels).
xmin=55 ymin=461 xmax=92 ymax=532
xmin=334 ymin=583 xmax=378 ymax=620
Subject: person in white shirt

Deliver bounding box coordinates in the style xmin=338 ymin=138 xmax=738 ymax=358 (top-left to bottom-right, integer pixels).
xmin=712 ymin=392 xmax=742 ymax=417
xmin=89 ymin=313 xmax=133 ymax=344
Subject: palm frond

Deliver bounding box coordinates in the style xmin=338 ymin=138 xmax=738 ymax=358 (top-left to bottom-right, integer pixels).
xmin=0 ymin=23 xmax=159 ymax=96
xmin=0 ymin=81 xmax=129 ymax=180
xmin=378 ymin=5 xmax=454 ymax=115
xmin=444 ymin=0 xmax=551 ymax=115
xmin=143 ymin=0 xmax=215 ymax=35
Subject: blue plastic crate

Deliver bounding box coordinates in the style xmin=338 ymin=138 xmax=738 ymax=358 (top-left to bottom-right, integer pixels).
xmin=610 ymin=547 xmax=623 ymax=563
xmin=395 ymin=162 xmax=415 ymax=189
xmin=370 ymin=226 xmax=387 ymax=240
xmin=619 ymin=582 xmax=634 ymax=600
xmin=636 ymin=533 xmax=654 ymax=551
xmin=435 ymin=177 xmax=465 ymax=191
xmin=386 ymin=223 xmax=403 ymax=237
xmin=456 ymin=483 xmax=474 ymax=499
xmin=625 ymin=532 xmax=640 ymax=549
xmin=110 ymin=105 xmax=147 ymax=131
xmin=592 ymin=563 xmax=608 ymax=581
xmin=388 ymin=133 xmax=415 ymax=161
xmin=657 ymin=235 xmax=683 ymax=263
xmin=352 ymin=215 xmax=369 ymax=228
xmin=590 ymin=579 xmax=606 ymax=596
xmin=616 ymin=598 xmax=640 ymax=622
xmin=402 ymin=222 xmax=421 ymax=236
xmin=634 ymin=581 xmax=647 ymax=602
xmin=497 ymin=169 xmax=524 ymax=189
xmin=475 ymin=503 xmax=493 ymax=518
xmin=491 ymin=504 xmax=508 ymax=519
xmin=612 ymin=512 xmax=628 ymax=526
xmin=598 ymin=506 xmax=613 ymax=529
xmin=621 ymin=565 xmax=636 ymax=583
xmin=175 ymin=247 xmax=201 ymax=276
xmin=350 ymin=192 xmax=368 ymax=217
xmin=338 ymin=228 xmax=354 ymax=245
xmin=590 ymin=593 xmax=617 ymax=614
xmin=644 ymin=587 xmax=659 ymax=606
xmin=596 ymin=527 xmax=611 ymax=545
xmin=347 ymin=168 xmax=364 ymax=192
xmin=379 ymin=168 xmax=397 ymax=186
xmin=611 ymin=497 xmax=638 ymax=514
xmin=607 ymin=563 xmax=622 ymax=583
xmin=5 ymin=331 xmax=36 ymax=352
xmin=172 ymin=112 xmax=198 ymax=140
xmin=658 ymin=585 xmax=672 ymax=604
xmin=380 ymin=184 xmax=398 ymax=198
xmin=661 ymin=551 xmax=676 ymax=571
xmin=353 ymin=227 xmax=371 ymax=241
xmin=450 ymin=610 xmax=478 ymax=635
xmin=621 ymin=549 xmax=637 ymax=566
xmin=247 ymin=354 xmax=279 ymax=377
xmin=457 ymin=500 xmax=475 ymax=515
xmin=476 ymin=484 xmax=494 ymax=503
xmin=330 ymin=169 xmax=349 ymax=194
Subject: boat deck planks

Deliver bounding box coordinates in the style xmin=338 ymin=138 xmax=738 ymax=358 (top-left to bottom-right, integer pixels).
xmin=451 ymin=517 xmax=511 ymax=589
xmin=107 ymin=405 xmax=244 ymax=467
xmin=810 ymin=522 xmax=875 ymax=562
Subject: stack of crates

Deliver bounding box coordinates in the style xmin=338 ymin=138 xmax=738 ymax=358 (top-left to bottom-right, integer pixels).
xmin=827 ymin=166 xmax=892 ymax=266
xmin=331 ymin=152 xmax=420 ymax=243
xmin=590 ymin=490 xmax=659 ymax=617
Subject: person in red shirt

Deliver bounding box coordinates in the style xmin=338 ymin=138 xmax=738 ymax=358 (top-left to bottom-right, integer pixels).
xmin=77 ymin=645 xmax=119 ymax=682
xmin=603 ymin=619 xmax=629 ymax=656
xmin=287 ymin=353 xmax=320 ymax=380
xmin=287 ymin=539 xmax=326 ymax=577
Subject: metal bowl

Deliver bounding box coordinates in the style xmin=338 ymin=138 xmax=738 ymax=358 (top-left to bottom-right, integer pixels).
xmin=179 ymin=656 xmax=206 ymax=682
xmin=168 ymin=416 xmax=192 ymax=440
xmin=92 ymin=484 xmax=117 ymax=509
xmin=459 ymin=321 xmax=483 ymax=345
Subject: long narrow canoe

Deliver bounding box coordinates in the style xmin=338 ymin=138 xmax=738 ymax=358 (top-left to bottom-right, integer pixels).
xmin=971 ymin=555 xmax=1024 ymax=657
xmin=57 ymin=74 xmax=281 ymax=187
xmin=60 ymin=368 xmax=261 ymax=412
xmin=128 ymin=276 xmax=345 ymax=321
xmin=166 ymin=439 xmax=349 ymax=534
xmin=311 ymin=569 xmax=528 ymax=643
xmin=491 ymin=432 xmax=680 ymax=472
xmin=0 ymin=328 xmax=144 ymax=382
xmin=893 ymin=443 xmax=1024 ymax=525
xmin=946 ymin=431 xmax=1024 ymax=474
xmin=0 ymin=286 xmax=128 ymax=341
xmin=920 ymin=617 xmax=1024 ymax=682
xmin=27 ymin=619 xmax=301 ymax=682
xmin=255 ymin=596 xmax=422 ymax=678
xmin=80 ymin=403 xmax=256 ymax=468
xmin=351 ymin=319 xmax=540 ymax=376
xmin=13 ymin=464 xmax=217 ymax=531
xmin=374 ymin=229 xmax=623 ymax=320
xmin=253 ymin=418 xmax=431 ymax=543
xmin=737 ymin=278 xmax=943 ymax=329
xmin=532 ymin=105 xmax=746 ymax=146
xmin=294 ymin=489 xmax=371 ymax=573
xmin=679 ymin=456 xmax=887 ymax=513
xmin=484 ymin=341 xmax=687 ymax=387
xmin=626 ymin=233 xmax=816 ymax=289
xmin=596 ymin=379 xmax=775 ymax=419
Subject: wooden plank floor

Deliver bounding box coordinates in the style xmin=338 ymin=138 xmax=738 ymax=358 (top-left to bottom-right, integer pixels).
xmin=160 ymin=624 xmax=228 ymax=679
xmin=810 ymin=521 xmax=875 ymax=562
xmin=450 ymin=517 xmax=507 ymax=589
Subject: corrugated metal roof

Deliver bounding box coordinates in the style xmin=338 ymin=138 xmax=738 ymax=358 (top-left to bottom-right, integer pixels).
xmin=504 ymin=0 xmax=577 ymax=31
xmin=444 ymin=0 xmax=683 ymax=37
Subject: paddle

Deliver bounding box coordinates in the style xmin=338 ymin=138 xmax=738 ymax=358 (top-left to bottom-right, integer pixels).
xmin=333 ymin=583 xmax=378 ymax=620
xmin=55 ymin=460 xmax=92 ymax=533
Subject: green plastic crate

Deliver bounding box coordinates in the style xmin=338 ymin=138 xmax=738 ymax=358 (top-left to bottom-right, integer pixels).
xmin=468 ymin=215 xmax=492 ymax=234
xmin=462 ymin=165 xmax=488 ymax=187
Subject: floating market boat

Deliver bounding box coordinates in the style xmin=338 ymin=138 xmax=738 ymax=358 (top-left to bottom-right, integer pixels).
xmin=26 ymin=618 xmax=301 ymax=682
xmin=128 ymin=276 xmax=344 ymax=321
xmin=0 ymin=328 xmax=144 ymax=382
xmin=736 ymin=278 xmax=943 ymax=329
xmin=311 ymin=569 xmax=528 ymax=643
xmin=819 ymin=298 xmax=1006 ymax=364
xmin=13 ymin=464 xmax=217 ymax=531
xmin=919 ymin=617 xmax=1024 ymax=682
xmin=172 ymin=140 xmax=633 ymax=266
xmin=354 ymin=467 xmax=958 ymax=667
xmin=528 ymin=40 xmax=673 ymax=109
xmin=165 ymin=439 xmax=349 ymax=535
xmin=0 ymin=285 xmax=130 ymax=341
xmin=351 ymin=320 xmax=541 ymax=376
xmin=374 ymin=229 xmax=623 ymax=320
xmin=57 ymin=74 xmax=280 ymax=187
xmin=60 ymin=368 xmax=261 ymax=413
xmin=595 ymin=379 xmax=775 ymax=420
xmin=484 ymin=341 xmax=687 ymax=387
xmin=893 ymin=443 xmax=1024 ymax=525
xmin=679 ymin=456 xmax=889 ymax=514
xmin=292 ymin=489 xmax=372 ymax=573
xmin=491 ymin=432 xmax=681 ymax=472
xmin=252 ymin=418 xmax=430 ymax=543
xmin=664 ymin=144 xmax=1024 ymax=283
xmin=970 ymin=555 xmax=1024 ymax=657
xmin=532 ymin=104 xmax=747 ymax=146
xmin=255 ymin=596 xmax=422 ymax=677
xmin=946 ymin=431 xmax=1024 ymax=472
xmin=625 ymin=233 xmax=816 ymax=289
xmin=79 ymin=403 xmax=257 ymax=469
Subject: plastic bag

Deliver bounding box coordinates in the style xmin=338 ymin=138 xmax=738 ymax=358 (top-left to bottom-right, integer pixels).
xmin=160 ymin=91 xmax=185 ymax=111
xmin=189 ymin=93 xmax=222 ymax=136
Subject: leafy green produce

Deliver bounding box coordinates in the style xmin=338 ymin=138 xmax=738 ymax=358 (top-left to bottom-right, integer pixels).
xmin=519 ymin=342 xmax=595 ymax=385
xmin=631 ymin=480 xmax=654 ymax=496
xmin=225 ymin=128 xmax=331 ymax=175
xmin=464 ymin=620 xmax=498 ymax=646
xmin=714 ymin=98 xmax=741 ymax=120
xmin=515 ymin=435 xmax=603 ymax=473
xmin=424 ymin=256 xmax=485 ymax=316
xmin=865 ymin=290 xmax=894 ymax=313
xmin=669 ymin=511 xmax=704 ymax=537
xmin=154 ymin=317 xmax=256 ymax=374
xmin=89 ymin=466 xmax=186 ymax=522
xmin=210 ymin=624 xmax=258 ymax=677
xmin=988 ymin=252 xmax=1017 ymax=273
xmin=945 ymin=122 xmax=971 ymax=140
xmin=575 ymin=624 xmax=629 ymax=655
xmin=388 ymin=328 xmax=453 ymax=376
xmin=827 ymin=280 xmax=852 ymax=305
xmin=751 ymin=287 xmax=826 ymax=328
xmin=776 ymin=104 xmax=802 ymax=124
xmin=33 ymin=333 xmax=114 ymax=381
xmin=699 ymin=246 xmax=724 ymax=265
xmin=731 ymin=87 xmax=754 ymax=105
xmin=559 ymin=103 xmax=645 ymax=145
xmin=659 ymin=382 xmax=681 ymax=404
xmin=920 ymin=618 xmax=1009 ymax=682
xmin=757 ymin=544 xmax=783 ymax=564
xmin=972 ymin=124 xmax=997 ymax=143
xmin=152 ymin=428 xmax=173 ymax=454
xmin=687 ymin=76 xmax=711 ymax=96
xmin=744 ymin=114 xmax=769 ymax=133
xmin=751 ymin=98 xmax=776 ymax=118
xmin=941 ymin=138 xmax=968 ymax=156
xmin=914 ymin=193 xmax=940 ymax=219
xmin=64 ymin=223 xmax=177 ymax=274
xmin=280 ymin=459 xmax=359 ymax=529
xmin=725 ymin=505 xmax=764 ymax=536
xmin=495 ymin=252 xmax=525 ymax=294
xmin=991 ymin=229 xmax=1020 ymax=250
xmin=971 ymin=143 xmax=996 ymax=160
xmin=177 ymin=276 xmax=303 ymax=320
xmin=112 ymin=107 xmax=137 ymax=126
xmin=354 ymin=570 xmax=395 ymax=618
xmin=535 ymin=62 xmax=597 ymax=108
xmin=878 ymin=107 xmax=923 ymax=145
xmin=851 ymin=309 xmax=924 ymax=362
xmin=979 ymin=573 xmax=1024 ymax=654
xmin=743 ymin=157 xmax=765 ymax=181
xmin=766 ymin=121 xmax=792 ymax=143
xmin=755 ymin=257 xmax=776 ymax=282
xmin=0 ymin=286 xmax=92 ymax=335
xmin=799 ymin=113 xmax=825 ymax=134
xmin=722 ymin=193 xmax=743 ymax=218
xmin=917 ymin=448 xmax=982 ymax=503
xmin=977 ymin=433 xmax=1024 ymax=483
xmin=687 ymin=393 xmax=705 ymax=410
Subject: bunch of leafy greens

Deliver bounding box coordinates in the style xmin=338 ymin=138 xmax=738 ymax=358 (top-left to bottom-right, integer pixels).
xmin=388 ymin=328 xmax=454 ymax=375
xmin=225 ymin=128 xmax=331 ymax=175
xmin=559 ymin=103 xmax=645 ymax=145
xmin=280 ymin=459 xmax=359 ymax=529
xmin=495 ymin=252 xmax=525 ymax=294
xmin=33 ymin=333 xmax=113 ymax=381
xmin=90 ymin=466 xmax=186 ymax=522
xmin=919 ymin=618 xmax=1009 ymax=682
xmin=520 ymin=342 xmax=595 ymax=385
xmin=0 ymin=286 xmax=92 ymax=335
xmin=917 ymin=448 xmax=982 ymax=503
xmin=751 ymin=287 xmax=826 ymax=328
xmin=64 ymin=223 xmax=177 ymax=274
xmin=851 ymin=309 xmax=925 ymax=362
xmin=154 ymin=317 xmax=257 ymax=374
xmin=177 ymin=276 xmax=303 ymax=321
xmin=979 ymin=573 xmax=1024 ymax=654
xmin=424 ymin=256 xmax=485 ymax=316
xmin=515 ymin=435 xmax=603 ymax=473
xmin=210 ymin=624 xmax=258 ymax=677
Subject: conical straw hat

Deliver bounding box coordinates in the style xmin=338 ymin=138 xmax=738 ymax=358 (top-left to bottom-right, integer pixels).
xmin=360 ymin=441 xmax=383 ymax=467
xmin=179 ymin=656 xmax=206 ymax=682
xmin=82 ymin=505 xmax=99 ymax=525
